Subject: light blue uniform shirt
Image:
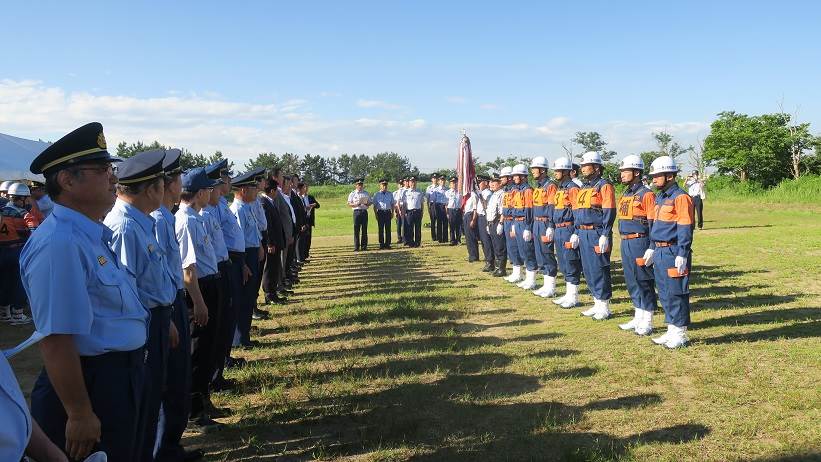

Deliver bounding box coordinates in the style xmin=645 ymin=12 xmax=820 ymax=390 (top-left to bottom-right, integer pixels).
xmin=403 ymin=188 xmax=424 ymax=210
xmin=20 ymin=204 xmax=148 ymax=356
xmin=104 ymin=199 xmax=177 ymax=308
xmin=201 ymin=204 xmax=229 ymax=262
xmin=37 ymin=194 xmax=54 ymax=217
xmin=373 ymin=190 xmax=396 ymax=211
xmin=217 ymin=197 xmax=245 ymax=252
xmin=253 ymin=196 xmax=267 ymax=235
xmin=151 ymin=205 xmax=184 ymax=291
xmin=0 ymin=354 xmax=30 ymax=462
xmin=175 ymin=203 xmax=219 ymax=277
xmin=435 ymin=185 xmax=449 ymax=204
xmin=229 ymin=199 xmax=261 ymax=248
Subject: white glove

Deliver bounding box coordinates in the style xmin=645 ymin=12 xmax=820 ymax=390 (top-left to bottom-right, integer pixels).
xmin=545 ymin=227 xmax=554 ymax=242
xmin=84 ymin=452 xmax=108 ymax=462
xmin=523 ymin=229 xmax=532 ymax=242
xmin=598 ymin=235 xmax=609 ymax=253
xmin=569 ymin=234 xmax=579 ymax=249
xmin=496 ymin=223 xmax=504 ymax=235
xmin=642 ymin=248 xmax=655 ymax=267
xmin=674 ymin=256 xmax=687 ymax=275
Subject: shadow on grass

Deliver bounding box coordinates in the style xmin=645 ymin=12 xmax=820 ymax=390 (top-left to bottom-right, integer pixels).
xmin=700 ymin=319 xmax=820 ymax=345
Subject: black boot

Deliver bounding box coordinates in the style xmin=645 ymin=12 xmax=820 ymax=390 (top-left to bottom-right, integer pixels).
xmin=481 ymin=261 xmax=493 ymax=272
xmin=492 ymin=258 xmax=507 ymax=277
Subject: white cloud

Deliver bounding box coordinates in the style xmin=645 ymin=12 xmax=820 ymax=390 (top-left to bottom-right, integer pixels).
xmin=356 ymin=99 xmax=401 ymax=110
xmin=0 ymin=79 xmax=709 ymax=172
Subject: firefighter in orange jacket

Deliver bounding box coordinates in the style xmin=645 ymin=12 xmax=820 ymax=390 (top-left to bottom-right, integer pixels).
xmin=573 ymin=152 xmax=616 ymax=321
xmin=645 ymin=156 xmax=695 ymax=349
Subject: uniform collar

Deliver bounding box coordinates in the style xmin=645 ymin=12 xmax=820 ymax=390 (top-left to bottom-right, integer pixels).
xmin=113 ymin=198 xmax=155 ymax=235
xmin=51 ymin=203 xmax=112 ymax=244
xmin=660 ymin=182 xmax=681 ymax=197
xmin=178 ymin=202 xmax=200 ymax=216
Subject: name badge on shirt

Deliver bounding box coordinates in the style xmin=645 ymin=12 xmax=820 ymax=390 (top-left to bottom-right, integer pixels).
xmin=617 ymin=196 xmax=634 ymax=219
xmin=98 ymin=256 xmax=107 ymax=266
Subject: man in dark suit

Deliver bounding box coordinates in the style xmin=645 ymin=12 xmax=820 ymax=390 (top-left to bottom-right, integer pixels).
xmin=285 ymin=175 xmax=306 ymax=283
xmin=298 ymin=182 xmax=319 ymax=261
xmin=260 ymin=178 xmax=287 ymax=304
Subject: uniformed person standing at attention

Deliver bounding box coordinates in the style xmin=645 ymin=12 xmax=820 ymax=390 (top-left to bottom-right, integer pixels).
xmin=486 ymin=173 xmax=507 ymax=276
xmin=646 ymin=156 xmax=695 ymax=349
xmin=529 ymin=156 xmax=559 ymax=298
xmin=176 ymin=167 xmax=222 ymax=429
xmin=229 ymin=171 xmax=263 ymax=349
xmin=615 ymin=155 xmax=658 ymax=336
xmin=347 ymin=178 xmax=371 ymax=251
xmin=574 ymin=151 xmax=617 ymax=321
xmin=22 ymin=122 xmax=149 ymax=461
xmin=474 ymin=175 xmax=494 ymax=271
xmin=401 ymin=176 xmax=424 ymax=247
xmin=499 ymin=166 xmax=522 ymax=282
xmin=394 ymin=178 xmax=406 ymax=244
xmin=425 ymin=174 xmax=438 ymax=241
xmin=445 ymin=176 xmax=462 ymax=245
xmin=550 ymin=157 xmax=583 ymax=309
xmin=434 ymin=175 xmax=449 ymax=243
xmin=373 ymin=179 xmax=396 ymax=249
xmin=103 ymin=149 xmax=178 ymax=460
xmin=508 ymin=164 xmax=538 ymax=290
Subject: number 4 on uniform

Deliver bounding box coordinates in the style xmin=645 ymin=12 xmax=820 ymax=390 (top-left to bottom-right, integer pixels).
xmin=0 ymin=223 xmax=9 ymax=235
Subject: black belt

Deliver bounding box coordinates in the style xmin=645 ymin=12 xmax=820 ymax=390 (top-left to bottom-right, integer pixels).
xmin=228 ymin=251 xmax=245 ymax=260
xmin=198 ymin=273 xmax=221 ymax=282
xmin=81 ymin=347 xmax=145 ymax=367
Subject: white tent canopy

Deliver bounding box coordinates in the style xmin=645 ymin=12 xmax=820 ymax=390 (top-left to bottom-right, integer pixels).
xmin=0 ymin=132 xmax=50 ymax=181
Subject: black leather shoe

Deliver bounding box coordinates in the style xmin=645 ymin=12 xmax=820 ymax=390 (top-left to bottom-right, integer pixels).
xmin=183 ymin=448 xmax=205 ymax=461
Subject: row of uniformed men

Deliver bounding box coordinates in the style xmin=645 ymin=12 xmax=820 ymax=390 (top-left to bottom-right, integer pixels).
xmin=1 ymin=122 xmax=302 ymax=462
xmin=456 ymin=152 xmax=695 ymax=350
xmin=0 ymin=180 xmax=54 ymax=325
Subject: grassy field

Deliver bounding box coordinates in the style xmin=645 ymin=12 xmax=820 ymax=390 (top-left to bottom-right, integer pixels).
xmin=2 ymin=188 xmax=819 ymax=461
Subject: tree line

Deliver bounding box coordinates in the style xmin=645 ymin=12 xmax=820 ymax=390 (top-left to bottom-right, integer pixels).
xmin=115 ymin=109 xmax=820 ymax=189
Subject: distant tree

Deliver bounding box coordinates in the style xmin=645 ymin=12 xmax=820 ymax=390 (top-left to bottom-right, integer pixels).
xmin=571 ymin=131 xmax=617 ymax=161
xmin=244 ymin=152 xmax=281 ymax=172
xmin=777 ymin=103 xmax=817 ymax=179
xmin=481 ymin=156 xmax=520 ymax=174
xmin=179 ymin=149 xmax=209 ymax=170
xmin=653 ymin=131 xmax=693 ymax=162
xmin=703 ymin=111 xmax=793 ymax=186
xmin=205 ymin=150 xmax=234 ymax=172
xmin=300 ymin=154 xmax=333 ymax=184
xmin=367 ymin=152 xmax=418 ymax=182
xmin=116 ymin=140 xmax=164 ymax=158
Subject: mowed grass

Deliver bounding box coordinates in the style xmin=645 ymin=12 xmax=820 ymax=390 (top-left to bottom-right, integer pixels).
xmin=183 ymin=197 xmax=820 ymax=461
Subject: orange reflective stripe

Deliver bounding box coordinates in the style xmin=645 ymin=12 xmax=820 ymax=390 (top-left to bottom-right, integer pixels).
xmin=523 ymin=188 xmax=533 ymax=208
xmin=601 ymin=183 xmax=616 ymax=209
xmin=546 ymin=183 xmax=558 ymax=206
xmin=675 ymin=194 xmax=694 ymax=225
xmin=568 ymin=187 xmax=579 ymax=208
xmin=643 ymin=191 xmax=656 ymax=220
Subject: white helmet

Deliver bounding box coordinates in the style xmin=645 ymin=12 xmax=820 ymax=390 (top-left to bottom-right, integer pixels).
xmin=499 ymin=166 xmax=513 ymax=177
xmin=580 ymin=151 xmax=603 ymax=165
xmin=619 ymin=154 xmax=644 ymax=171
xmin=0 ymin=180 xmax=12 ymax=192
xmin=511 ymin=163 xmax=528 ymax=176
xmin=530 ymin=156 xmax=549 ymax=169
xmin=649 ymin=156 xmax=679 ymax=175
xmin=552 ymin=157 xmax=573 ymax=171
xmin=8 ymin=183 xmax=30 ymax=197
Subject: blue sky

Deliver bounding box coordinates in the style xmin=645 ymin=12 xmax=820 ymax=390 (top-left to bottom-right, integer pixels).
xmin=1 ymin=1 xmax=819 ymax=171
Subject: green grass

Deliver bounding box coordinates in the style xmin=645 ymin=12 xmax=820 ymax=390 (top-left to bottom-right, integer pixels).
xmin=183 ymin=195 xmax=820 ymax=461
xmin=707 ymin=174 xmax=821 ymax=204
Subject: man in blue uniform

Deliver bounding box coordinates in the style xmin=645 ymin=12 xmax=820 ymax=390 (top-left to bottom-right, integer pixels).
xmin=530 ymin=156 xmax=559 ymax=297
xmin=229 ymin=171 xmax=263 ymax=348
xmin=615 ymin=155 xmax=658 ymax=336
xmin=394 ymin=178 xmax=406 ymax=244
xmin=22 ymin=122 xmax=149 ymax=461
xmin=425 ymin=174 xmax=438 ymax=241
xmin=550 ymin=157 xmax=583 ymax=308
xmin=434 ymin=175 xmax=449 ymax=243
xmin=646 ymin=156 xmax=695 ymax=349
xmin=103 ymin=149 xmax=177 ymax=460
xmin=176 ymin=168 xmax=222 ymax=429
xmin=445 ymin=176 xmax=462 ymax=245
xmin=372 ymin=178 xmax=396 ymax=249
xmin=574 ymin=152 xmax=617 ymax=321
xmin=347 ymin=178 xmax=371 ymax=251
xmin=400 ymin=176 xmax=424 ymax=247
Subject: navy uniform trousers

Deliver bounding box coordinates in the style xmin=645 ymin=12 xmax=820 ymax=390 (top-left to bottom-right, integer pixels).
xmin=513 ymin=220 xmax=537 ymax=271
xmin=403 ymin=209 xmax=422 ymax=247
xmin=435 ymin=204 xmax=449 ymax=243
xmin=620 ymin=236 xmax=657 ymax=312
xmin=235 ymin=248 xmax=260 ymax=347
xmin=396 ymin=211 xmax=404 ymax=243
xmin=214 ymin=259 xmax=237 ymax=379
xmin=188 ymin=275 xmax=223 ymax=418
xmin=578 ymin=228 xmax=612 ymax=300
xmin=427 ymin=200 xmax=437 ymax=241
xmin=463 ymin=212 xmax=479 ymax=260
xmin=477 ymin=215 xmax=493 ymax=263
xmin=489 ymin=217 xmax=506 ymax=264
xmin=137 ymin=304 xmax=172 ymax=462
xmin=532 ymin=219 xmax=558 ymax=277
xmin=32 ymin=348 xmax=146 ymax=462
xmin=653 ymin=245 xmax=691 ymax=327
xmin=447 ymin=208 xmax=462 ymax=244
xmin=375 ymin=209 xmax=392 ymax=247
xmin=155 ymin=289 xmax=192 ymax=461
xmin=353 ymin=209 xmax=368 ymax=250
xmin=555 ymin=226 xmax=582 ymax=285
xmin=503 ymin=219 xmax=521 ymax=266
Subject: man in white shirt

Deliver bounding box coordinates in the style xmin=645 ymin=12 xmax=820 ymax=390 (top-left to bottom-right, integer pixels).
xmin=347 ymin=178 xmax=371 ymax=251
xmin=685 ymin=171 xmax=706 ymax=230
xmin=474 ymin=175 xmax=494 ymax=271
xmin=445 ymin=177 xmax=462 ymax=245
xmin=462 ymin=179 xmax=480 ymax=262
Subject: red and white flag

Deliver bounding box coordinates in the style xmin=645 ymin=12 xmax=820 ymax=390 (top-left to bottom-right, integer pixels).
xmin=456 ymin=133 xmax=477 ymax=209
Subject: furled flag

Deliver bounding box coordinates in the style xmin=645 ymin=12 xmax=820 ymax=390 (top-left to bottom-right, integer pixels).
xmin=456 ymin=132 xmax=477 ymax=208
